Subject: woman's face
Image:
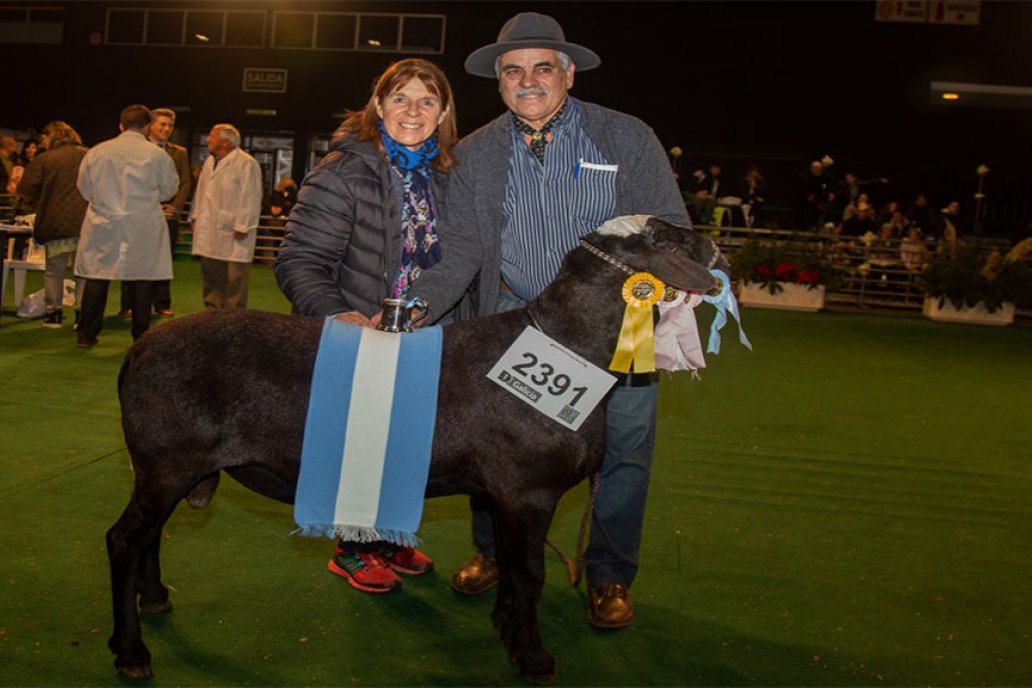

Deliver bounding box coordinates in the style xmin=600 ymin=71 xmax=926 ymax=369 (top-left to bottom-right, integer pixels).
xmin=25 ymin=142 xmax=37 ymax=159
xmin=376 ymin=77 xmax=446 ymax=151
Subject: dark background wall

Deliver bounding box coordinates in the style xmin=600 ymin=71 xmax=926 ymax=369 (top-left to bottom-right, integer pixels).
xmin=5 ymin=0 xmax=1031 ymax=234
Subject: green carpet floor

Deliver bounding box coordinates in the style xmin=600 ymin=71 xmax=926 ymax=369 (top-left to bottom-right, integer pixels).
xmin=1 ymin=261 xmax=1030 ymax=686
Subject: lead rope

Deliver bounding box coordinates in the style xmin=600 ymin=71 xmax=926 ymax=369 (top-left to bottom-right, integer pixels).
xmin=544 ymin=470 xmax=600 ymax=586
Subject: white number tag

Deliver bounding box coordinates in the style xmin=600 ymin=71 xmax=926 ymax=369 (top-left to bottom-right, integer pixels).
xmin=487 ymin=326 xmax=617 ymax=431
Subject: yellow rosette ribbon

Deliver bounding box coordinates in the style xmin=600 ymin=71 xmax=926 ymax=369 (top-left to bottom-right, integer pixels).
xmin=609 ymin=272 xmax=665 ymax=373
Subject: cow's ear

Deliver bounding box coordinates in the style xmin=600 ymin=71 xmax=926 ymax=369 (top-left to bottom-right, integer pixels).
xmin=644 ymin=251 xmax=717 ymax=293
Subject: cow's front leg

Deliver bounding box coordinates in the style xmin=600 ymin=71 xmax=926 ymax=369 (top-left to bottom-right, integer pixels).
xmin=493 ymin=492 xmax=560 ymax=684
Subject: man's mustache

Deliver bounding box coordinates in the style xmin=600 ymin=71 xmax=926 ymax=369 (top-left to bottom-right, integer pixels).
xmin=514 ymin=86 xmax=549 ymax=98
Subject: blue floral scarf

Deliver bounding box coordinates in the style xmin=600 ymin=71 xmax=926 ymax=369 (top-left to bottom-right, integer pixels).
xmin=379 ymin=124 xmax=441 ymax=297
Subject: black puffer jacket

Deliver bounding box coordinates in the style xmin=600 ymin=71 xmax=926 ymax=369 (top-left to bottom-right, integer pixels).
xmin=15 ymin=139 xmax=88 ymax=244
xmin=274 ymin=134 xmax=447 ymax=317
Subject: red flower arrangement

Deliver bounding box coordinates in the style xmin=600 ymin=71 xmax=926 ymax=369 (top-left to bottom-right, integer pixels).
xmin=732 ymin=237 xmax=841 ymax=294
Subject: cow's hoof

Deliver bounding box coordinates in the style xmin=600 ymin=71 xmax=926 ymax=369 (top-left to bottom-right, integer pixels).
xmin=521 ymin=669 xmax=557 ymax=686
xmin=516 ymin=649 xmax=556 ymax=684
xmin=139 ymin=599 xmax=172 ymax=614
xmin=116 ymin=663 xmax=153 ymax=681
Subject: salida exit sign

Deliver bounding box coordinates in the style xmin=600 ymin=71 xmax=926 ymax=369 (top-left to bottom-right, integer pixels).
xmin=243 ymin=68 xmax=288 ymax=93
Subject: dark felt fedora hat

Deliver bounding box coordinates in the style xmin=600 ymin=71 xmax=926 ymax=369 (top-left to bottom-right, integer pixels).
xmin=464 ymin=12 xmax=601 ymax=78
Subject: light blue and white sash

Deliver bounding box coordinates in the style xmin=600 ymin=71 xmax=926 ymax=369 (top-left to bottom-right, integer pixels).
xmin=294 ymin=319 xmax=442 ymax=546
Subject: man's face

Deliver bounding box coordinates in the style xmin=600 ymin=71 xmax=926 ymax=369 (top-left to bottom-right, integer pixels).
xmin=497 ymin=48 xmax=574 ymax=128
xmin=150 ymin=116 xmax=174 ymax=143
xmin=207 ymin=128 xmax=224 ymax=155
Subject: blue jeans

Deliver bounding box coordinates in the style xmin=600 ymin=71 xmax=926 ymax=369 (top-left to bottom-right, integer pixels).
xmin=470 ymin=289 xmax=659 ymax=588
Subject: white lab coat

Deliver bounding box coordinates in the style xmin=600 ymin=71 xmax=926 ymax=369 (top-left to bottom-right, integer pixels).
xmin=189 ymin=148 xmax=263 ymax=264
xmin=75 ymin=130 xmax=180 ymax=280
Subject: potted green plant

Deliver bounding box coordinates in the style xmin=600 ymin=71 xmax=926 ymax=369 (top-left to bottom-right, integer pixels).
xmin=920 ymin=242 xmax=1032 ymax=325
xmin=731 ymin=235 xmax=842 ymax=311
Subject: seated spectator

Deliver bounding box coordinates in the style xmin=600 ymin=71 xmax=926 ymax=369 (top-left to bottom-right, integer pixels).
xmin=842 ymin=192 xmax=872 ymax=223
xmin=740 ymin=165 xmax=767 ymax=227
xmin=885 ymin=210 xmax=909 ymax=238
xmin=906 ymin=193 xmax=935 ymax=235
xmin=899 ymin=226 xmax=929 ymax=274
xmin=841 ymin=201 xmax=879 ymax=237
xmin=868 ymin=223 xmax=901 ymax=287
xmin=686 ymin=164 xmax=721 ymax=224
xmin=878 ymin=200 xmax=901 ymax=226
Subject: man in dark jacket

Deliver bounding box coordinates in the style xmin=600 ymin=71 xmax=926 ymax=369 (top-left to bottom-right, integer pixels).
xmin=15 ymin=121 xmax=88 ymax=328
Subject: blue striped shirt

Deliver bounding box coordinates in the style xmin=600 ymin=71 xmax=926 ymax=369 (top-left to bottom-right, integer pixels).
xmin=501 ymin=100 xmax=617 ymax=301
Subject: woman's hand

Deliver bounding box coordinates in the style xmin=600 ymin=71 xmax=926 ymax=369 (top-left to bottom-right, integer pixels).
xmin=333 ymin=311 xmax=374 ymax=328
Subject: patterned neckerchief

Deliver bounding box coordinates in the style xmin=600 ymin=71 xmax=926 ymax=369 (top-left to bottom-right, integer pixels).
xmin=511 ymin=98 xmax=568 ymax=164
xmin=378 ymin=124 xmax=441 ymax=297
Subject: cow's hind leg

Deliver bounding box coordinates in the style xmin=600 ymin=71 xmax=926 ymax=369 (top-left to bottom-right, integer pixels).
xmin=137 ymin=535 xmax=172 ymax=614
xmin=106 ymin=475 xmax=184 ymax=680
xmin=493 ymin=493 xmax=560 ymax=685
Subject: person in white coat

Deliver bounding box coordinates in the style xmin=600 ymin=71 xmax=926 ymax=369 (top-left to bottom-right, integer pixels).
xmin=189 ymin=124 xmax=263 ymax=310
xmin=74 ymin=104 xmax=179 ymax=347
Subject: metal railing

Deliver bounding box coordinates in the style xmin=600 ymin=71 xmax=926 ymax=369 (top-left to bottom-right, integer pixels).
xmin=173 ymin=214 xmax=286 ymax=265
xmin=706 ymin=223 xmax=1021 ymax=315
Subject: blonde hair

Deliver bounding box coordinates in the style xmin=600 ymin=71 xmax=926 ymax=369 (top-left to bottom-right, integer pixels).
xmin=151 ymin=108 xmax=176 ymax=123
xmin=42 ymin=121 xmax=83 ymax=146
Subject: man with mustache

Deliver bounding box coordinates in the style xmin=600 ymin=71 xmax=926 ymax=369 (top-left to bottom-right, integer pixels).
xmin=408 ymin=12 xmax=690 ymax=629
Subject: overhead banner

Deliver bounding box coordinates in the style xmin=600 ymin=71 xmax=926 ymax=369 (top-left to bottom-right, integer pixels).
xmin=874 ymin=0 xmax=980 ymax=25
xmin=928 ymin=0 xmax=980 ymax=25
xmin=875 ymin=0 xmax=929 ymax=23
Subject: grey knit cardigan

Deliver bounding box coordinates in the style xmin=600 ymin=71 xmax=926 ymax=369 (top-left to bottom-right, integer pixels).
xmin=410 ymin=97 xmax=690 ymax=321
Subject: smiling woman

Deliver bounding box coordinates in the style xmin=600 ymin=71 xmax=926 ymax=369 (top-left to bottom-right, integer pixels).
xmin=376 ymin=78 xmax=447 ymax=150
xmin=273 ymin=58 xmax=464 ymax=592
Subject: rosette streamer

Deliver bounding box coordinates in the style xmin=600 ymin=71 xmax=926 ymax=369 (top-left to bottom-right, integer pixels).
xmin=654 ymin=290 xmax=706 ymax=372
xmin=702 ymin=268 xmax=752 ymax=353
xmin=609 ymin=272 xmax=665 ymax=373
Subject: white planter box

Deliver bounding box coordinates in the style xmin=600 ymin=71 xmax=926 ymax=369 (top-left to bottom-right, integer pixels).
xmin=738 ymin=282 xmax=826 ymax=312
xmin=922 ymin=296 xmax=1015 ymax=326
